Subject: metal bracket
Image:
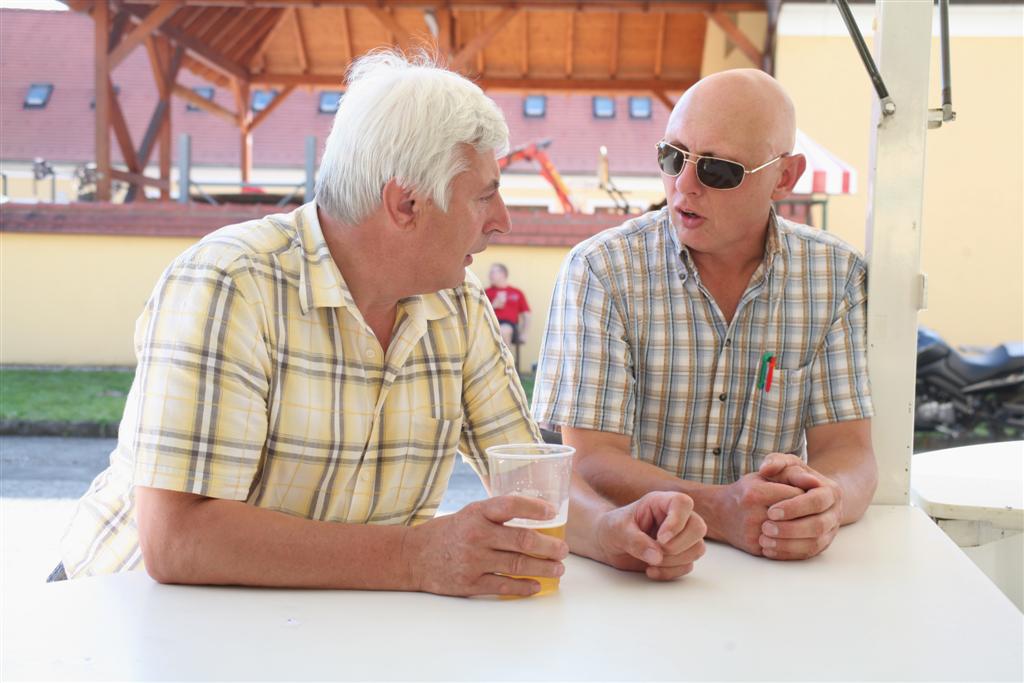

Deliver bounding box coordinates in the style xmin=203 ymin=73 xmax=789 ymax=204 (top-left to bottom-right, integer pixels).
xmin=928 ymin=0 xmax=957 ymax=129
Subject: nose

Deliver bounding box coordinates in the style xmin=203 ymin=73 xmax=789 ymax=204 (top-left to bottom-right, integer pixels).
xmin=487 ymin=193 xmax=512 ymax=235
xmin=674 ymin=157 xmax=703 ymax=195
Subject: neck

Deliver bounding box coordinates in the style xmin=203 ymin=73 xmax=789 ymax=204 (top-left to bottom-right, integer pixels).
xmin=689 ymin=229 xmax=768 ymax=279
xmin=317 ymin=207 xmax=407 ymax=319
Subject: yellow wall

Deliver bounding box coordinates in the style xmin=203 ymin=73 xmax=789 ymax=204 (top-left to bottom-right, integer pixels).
xmin=776 ymin=34 xmax=1024 ymax=346
xmin=0 ymin=233 xmax=196 ymax=365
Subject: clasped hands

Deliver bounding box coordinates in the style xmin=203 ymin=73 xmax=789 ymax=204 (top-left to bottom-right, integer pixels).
xmin=715 ymin=453 xmax=844 ymax=560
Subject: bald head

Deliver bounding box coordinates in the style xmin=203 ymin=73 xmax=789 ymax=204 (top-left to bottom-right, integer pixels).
xmin=668 ymin=69 xmax=796 ymax=161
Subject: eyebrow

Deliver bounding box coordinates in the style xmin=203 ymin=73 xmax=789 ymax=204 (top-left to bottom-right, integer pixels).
xmin=482 ymin=179 xmax=500 ymax=193
xmin=668 ymin=141 xmax=735 ymax=161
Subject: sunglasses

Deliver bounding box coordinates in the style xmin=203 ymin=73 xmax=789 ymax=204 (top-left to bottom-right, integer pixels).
xmin=656 ymin=141 xmax=786 ymax=190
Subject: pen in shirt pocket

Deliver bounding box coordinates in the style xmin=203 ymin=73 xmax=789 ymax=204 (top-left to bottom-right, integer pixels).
xmin=757 ymin=352 xmax=776 ymax=393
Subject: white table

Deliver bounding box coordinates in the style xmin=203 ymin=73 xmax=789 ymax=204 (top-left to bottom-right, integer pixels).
xmin=3 ymin=506 xmax=1022 ymax=681
xmin=912 ymin=440 xmax=1024 ymax=610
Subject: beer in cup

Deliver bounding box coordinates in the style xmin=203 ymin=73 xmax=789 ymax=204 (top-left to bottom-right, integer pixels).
xmin=486 ymin=443 xmax=574 ymax=596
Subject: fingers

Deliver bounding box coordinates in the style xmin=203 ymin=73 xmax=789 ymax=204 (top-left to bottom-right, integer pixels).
xmin=485 ymin=523 xmax=567 ymax=560
xmin=767 ymin=486 xmax=835 ymax=522
xmin=489 ymin=550 xmax=565 ymax=581
xmin=761 ymin=510 xmax=838 ymax=540
xmin=478 ymin=495 xmax=557 ymax=526
xmin=650 ymin=493 xmax=694 ymax=545
xmin=758 ymin=452 xmax=803 ymax=477
xmin=471 ymin=573 xmax=541 ymax=597
xmin=658 ymin=511 xmax=707 ymax=556
xmin=760 ymin=527 xmax=838 ymax=560
xmin=645 ymin=562 xmax=695 ymax=581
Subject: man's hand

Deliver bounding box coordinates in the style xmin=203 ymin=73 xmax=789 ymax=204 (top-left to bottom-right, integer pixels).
xmin=596 ymin=492 xmax=707 ymax=580
xmin=756 ymin=453 xmax=844 ymax=560
xmin=405 ymin=495 xmax=569 ymax=597
xmin=707 ymin=474 xmax=805 ymax=556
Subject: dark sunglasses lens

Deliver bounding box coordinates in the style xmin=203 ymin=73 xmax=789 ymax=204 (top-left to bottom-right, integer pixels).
xmin=657 ymin=144 xmax=685 ymax=176
xmin=697 ymin=157 xmax=745 ymax=189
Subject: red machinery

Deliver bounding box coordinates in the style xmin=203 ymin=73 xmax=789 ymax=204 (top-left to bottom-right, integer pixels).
xmin=497 ymin=138 xmax=577 ymax=214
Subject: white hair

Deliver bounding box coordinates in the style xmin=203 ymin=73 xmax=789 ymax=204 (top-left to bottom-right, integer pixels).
xmin=315 ymin=50 xmax=510 ymax=225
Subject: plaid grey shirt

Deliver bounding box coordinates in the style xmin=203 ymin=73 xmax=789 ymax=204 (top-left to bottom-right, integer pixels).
xmin=532 ymin=208 xmax=873 ymax=485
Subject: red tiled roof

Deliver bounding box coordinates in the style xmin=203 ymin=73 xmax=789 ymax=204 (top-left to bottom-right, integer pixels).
xmin=0 ymin=202 xmax=626 ymax=247
xmin=0 ymin=8 xmax=668 ymax=175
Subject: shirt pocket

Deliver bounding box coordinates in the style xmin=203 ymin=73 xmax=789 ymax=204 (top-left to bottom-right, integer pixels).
xmin=733 ymin=364 xmax=811 ymax=477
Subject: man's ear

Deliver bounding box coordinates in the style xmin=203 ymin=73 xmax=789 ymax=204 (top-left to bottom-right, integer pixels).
xmin=381 ymin=179 xmax=419 ymax=231
xmin=770 ymin=153 xmax=807 ymax=201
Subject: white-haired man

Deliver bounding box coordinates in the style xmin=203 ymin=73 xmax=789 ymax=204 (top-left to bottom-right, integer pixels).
xmin=55 ymin=53 xmax=706 ymax=596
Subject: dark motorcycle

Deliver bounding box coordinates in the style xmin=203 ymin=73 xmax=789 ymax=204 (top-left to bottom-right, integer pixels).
xmin=916 ymin=327 xmax=1024 ymax=438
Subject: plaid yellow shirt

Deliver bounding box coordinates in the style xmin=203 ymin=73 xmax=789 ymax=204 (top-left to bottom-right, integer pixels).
xmin=62 ymin=202 xmax=537 ymax=578
xmin=533 ymin=208 xmax=873 ymax=485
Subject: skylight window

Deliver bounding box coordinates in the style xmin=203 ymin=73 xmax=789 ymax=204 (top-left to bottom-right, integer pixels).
xmin=25 ymin=83 xmax=53 ymax=109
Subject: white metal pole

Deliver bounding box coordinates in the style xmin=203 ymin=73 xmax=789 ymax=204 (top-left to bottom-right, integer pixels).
xmin=866 ymin=0 xmax=934 ymax=504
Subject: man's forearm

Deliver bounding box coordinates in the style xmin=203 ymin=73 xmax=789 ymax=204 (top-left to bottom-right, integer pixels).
xmin=137 ymin=488 xmax=416 ymax=590
xmin=808 ymin=445 xmax=877 ymax=525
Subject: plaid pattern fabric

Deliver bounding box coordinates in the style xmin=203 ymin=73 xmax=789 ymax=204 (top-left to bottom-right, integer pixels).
xmin=61 ymin=202 xmax=538 ymax=578
xmin=532 ymin=208 xmax=873 ymax=486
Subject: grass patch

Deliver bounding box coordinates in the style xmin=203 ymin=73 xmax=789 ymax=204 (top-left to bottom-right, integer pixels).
xmin=0 ymin=368 xmax=135 ymax=425
xmin=519 ymin=373 xmax=535 ymax=405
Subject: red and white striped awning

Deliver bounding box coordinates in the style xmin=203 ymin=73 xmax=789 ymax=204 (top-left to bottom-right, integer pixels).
xmin=792 ymin=129 xmax=857 ymax=195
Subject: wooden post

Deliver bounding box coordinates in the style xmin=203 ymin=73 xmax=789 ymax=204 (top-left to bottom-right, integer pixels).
xmin=238 ymin=81 xmax=252 ymax=184
xmin=94 ymin=0 xmax=112 ymax=201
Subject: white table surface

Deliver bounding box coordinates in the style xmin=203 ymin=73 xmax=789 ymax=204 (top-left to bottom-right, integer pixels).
xmin=3 ymin=505 xmax=1022 ymax=682
xmin=912 ymin=440 xmax=1024 ymax=527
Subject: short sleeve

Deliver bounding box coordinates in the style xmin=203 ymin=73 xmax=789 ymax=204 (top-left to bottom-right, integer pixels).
xmin=518 ymin=288 xmax=531 ymax=314
xmin=458 ymin=283 xmax=540 ymax=481
xmin=806 ymin=260 xmax=874 ymax=426
xmin=532 ymin=250 xmax=635 ymax=434
xmin=125 ymin=258 xmax=271 ymax=500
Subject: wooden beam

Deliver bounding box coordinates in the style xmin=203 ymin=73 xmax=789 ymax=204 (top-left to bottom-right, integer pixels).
xmin=609 ymin=11 xmax=620 ymax=77
xmin=249 ymin=85 xmax=295 ymax=130
xmin=107 ymin=8 xmax=130 ymax=53
xmin=108 ymin=2 xmax=179 ymax=69
xmin=238 ymin=81 xmax=252 ymax=184
xmin=219 ymin=7 xmax=273 ymax=59
xmin=291 ymin=8 xmax=309 ymax=73
xmin=653 ymin=12 xmax=666 ymax=78
xmin=109 ymin=168 xmax=170 ymax=191
xmin=254 ymin=72 xmax=697 ymax=92
xmin=475 ymin=11 xmax=485 ymax=73
xmin=707 ymin=10 xmax=762 ymax=66
xmin=108 ymin=77 xmax=140 ymax=175
xmin=173 ymin=84 xmax=239 ymax=124
xmin=436 ymin=8 xmax=452 ymax=57
xmin=249 ymin=7 xmax=291 ymax=71
xmin=192 ymin=6 xmax=230 ymax=43
xmin=115 ymin=1 xmax=766 ymax=13
xmin=366 ymin=7 xmax=412 ymax=51
xmin=451 ymin=8 xmax=517 ymax=72
xmin=653 ymin=90 xmax=674 ymax=110
xmin=762 ymin=0 xmax=781 ymax=74
xmin=341 ymin=8 xmax=354 ymax=65
xmin=236 ymin=8 xmax=285 ymax=67
xmin=564 ymin=12 xmax=573 ymax=77
xmin=520 ymin=12 xmax=528 ymax=77
xmin=94 ymin=0 xmax=111 ymax=201
xmin=138 ymin=44 xmax=183 ymax=170
xmin=120 ymin=5 xmax=249 ymax=82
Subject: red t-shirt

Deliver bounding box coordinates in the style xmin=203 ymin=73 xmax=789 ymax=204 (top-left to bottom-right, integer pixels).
xmin=485 ymin=285 xmax=530 ymax=324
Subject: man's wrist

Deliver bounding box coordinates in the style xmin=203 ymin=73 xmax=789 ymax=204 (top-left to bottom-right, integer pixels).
xmin=685 ymin=482 xmax=728 ymax=543
xmin=397 ymin=525 xmax=424 ymax=592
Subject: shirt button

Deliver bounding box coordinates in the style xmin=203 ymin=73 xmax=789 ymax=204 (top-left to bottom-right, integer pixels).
xmin=712 ymin=447 xmax=721 ymax=456
xmin=724 ymin=339 xmax=732 ymax=347
xmin=719 ymin=393 xmax=727 ymax=402
xmin=364 ymin=348 xmax=376 ymax=360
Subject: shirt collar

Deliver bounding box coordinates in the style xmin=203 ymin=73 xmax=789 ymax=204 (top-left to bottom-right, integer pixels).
xmin=666 ymin=206 xmax=785 ymax=282
xmin=296 ymin=202 xmax=459 ymax=322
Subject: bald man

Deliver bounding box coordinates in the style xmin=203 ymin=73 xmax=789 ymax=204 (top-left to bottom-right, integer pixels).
xmin=533 ymin=69 xmax=877 ymax=561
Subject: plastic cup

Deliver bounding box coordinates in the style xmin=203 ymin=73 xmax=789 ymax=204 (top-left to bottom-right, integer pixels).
xmin=486 ymin=443 xmax=575 ymax=596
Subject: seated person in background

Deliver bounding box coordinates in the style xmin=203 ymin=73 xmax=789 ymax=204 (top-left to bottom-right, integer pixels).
xmin=486 ymin=263 xmax=531 ymax=347
xmin=533 ymin=68 xmax=877 ymax=562
xmin=54 ymin=52 xmax=706 ymax=595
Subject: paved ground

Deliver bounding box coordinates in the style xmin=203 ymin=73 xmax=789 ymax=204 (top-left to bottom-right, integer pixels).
xmin=0 ymin=436 xmax=487 ymax=587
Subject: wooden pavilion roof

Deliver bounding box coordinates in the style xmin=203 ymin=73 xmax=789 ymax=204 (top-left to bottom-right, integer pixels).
xmin=67 ymin=1 xmax=771 ymax=97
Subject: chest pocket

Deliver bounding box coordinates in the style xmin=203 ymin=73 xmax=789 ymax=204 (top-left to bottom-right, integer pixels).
xmin=731 ymin=364 xmax=811 ymax=479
